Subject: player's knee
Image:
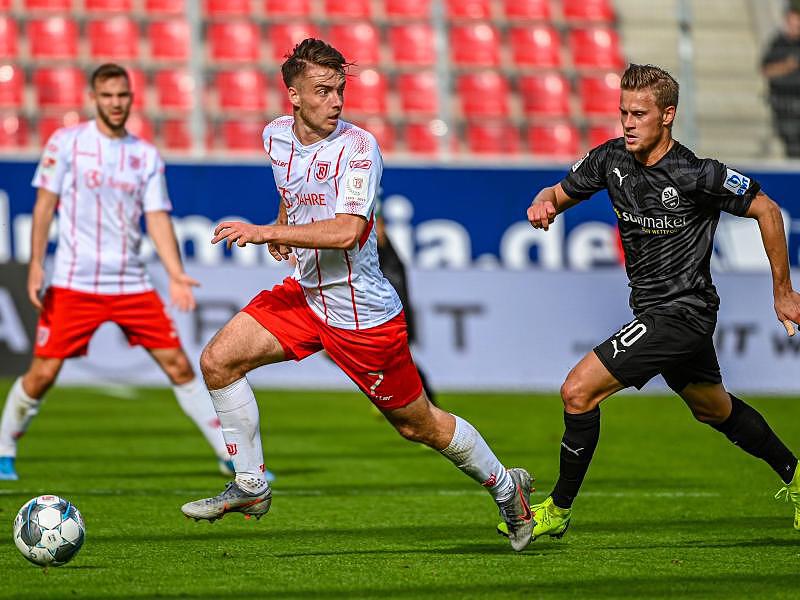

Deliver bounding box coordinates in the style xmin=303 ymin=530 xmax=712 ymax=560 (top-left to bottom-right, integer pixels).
xmin=199 ymin=343 xmax=234 ymax=389
xmin=165 ymin=353 xmax=194 ymax=385
xmin=560 ymin=378 xmax=594 ymax=413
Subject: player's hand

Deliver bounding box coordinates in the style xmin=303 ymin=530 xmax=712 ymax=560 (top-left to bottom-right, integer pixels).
xmin=527 ymin=200 xmax=557 ymax=231
xmin=268 ymin=242 xmax=292 ymax=261
xmin=169 ymin=272 xmax=200 ymax=312
xmin=212 ymin=221 xmax=270 ymax=249
xmin=27 ymin=262 xmax=45 ymax=311
xmin=774 ymin=289 xmax=800 ymax=336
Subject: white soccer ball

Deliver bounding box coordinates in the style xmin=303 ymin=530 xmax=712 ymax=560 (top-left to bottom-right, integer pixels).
xmin=13 ymin=495 xmax=85 ymax=567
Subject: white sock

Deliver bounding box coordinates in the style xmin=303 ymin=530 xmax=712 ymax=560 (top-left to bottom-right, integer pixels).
xmin=209 ymin=377 xmax=267 ymax=494
xmin=440 ymin=414 xmax=515 ymax=503
xmin=0 ymin=377 xmax=42 ymax=457
xmin=172 ymin=377 xmax=229 ymax=461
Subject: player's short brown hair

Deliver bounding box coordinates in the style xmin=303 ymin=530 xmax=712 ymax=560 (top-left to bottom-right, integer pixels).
xmin=281 ymin=38 xmax=350 ymax=88
xmin=620 ymin=64 xmax=679 ymax=111
xmin=90 ymin=63 xmax=130 ymax=89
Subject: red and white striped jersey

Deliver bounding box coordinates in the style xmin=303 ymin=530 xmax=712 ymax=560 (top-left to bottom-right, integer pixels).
xmin=31 ymin=120 xmax=171 ymax=295
xmin=263 ymin=116 xmax=402 ymax=330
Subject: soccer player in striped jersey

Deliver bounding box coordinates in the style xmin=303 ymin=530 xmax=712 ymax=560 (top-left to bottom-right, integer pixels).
xmin=0 ymin=64 xmax=235 ymax=481
xmin=180 ymin=39 xmax=535 ymax=551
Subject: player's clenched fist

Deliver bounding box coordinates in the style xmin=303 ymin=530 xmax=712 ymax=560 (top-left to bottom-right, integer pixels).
xmin=212 ymin=221 xmax=270 ymax=248
xmin=527 ymin=200 xmax=557 ymax=230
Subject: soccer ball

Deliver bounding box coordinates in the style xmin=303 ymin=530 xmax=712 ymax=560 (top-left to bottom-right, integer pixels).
xmin=13 ymin=495 xmax=85 ymax=567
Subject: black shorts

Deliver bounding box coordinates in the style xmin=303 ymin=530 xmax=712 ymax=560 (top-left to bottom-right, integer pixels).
xmin=593 ymin=303 xmax=721 ymax=392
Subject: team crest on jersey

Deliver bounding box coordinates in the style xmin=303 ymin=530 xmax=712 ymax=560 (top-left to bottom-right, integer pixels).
xmin=36 ymin=326 xmax=50 ymax=347
xmin=661 ymin=186 xmax=680 ymax=209
xmin=315 ymin=161 xmax=331 ymax=181
xmin=85 ymin=169 xmax=104 ymax=189
xmin=129 ymin=155 xmax=141 ymax=170
xmin=571 ymin=152 xmax=589 ymax=172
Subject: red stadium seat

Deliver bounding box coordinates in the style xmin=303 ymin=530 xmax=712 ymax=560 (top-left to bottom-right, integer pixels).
xmin=384 ymin=0 xmax=430 ymax=19
xmin=343 ymin=69 xmax=387 ymax=115
xmin=563 ymin=0 xmax=614 ymax=23
xmin=396 ymin=71 xmax=438 ymax=115
xmin=38 ymin=112 xmax=82 ymax=142
xmin=263 ymin=0 xmax=311 ymax=17
xmin=216 ymin=70 xmax=268 ymax=112
xmin=87 ymin=17 xmax=140 ymax=61
xmin=466 ymin=121 xmax=520 ymax=155
xmin=28 ymin=17 xmax=79 ymax=60
xmin=518 ymin=73 xmax=570 ymax=118
xmin=354 ymin=117 xmax=396 ymax=153
xmin=324 ymin=0 xmax=371 ymax=19
xmin=269 ymin=23 xmax=321 ymax=63
xmin=509 ymin=25 xmax=561 ymax=68
xmin=0 ymin=17 xmax=18 ymax=59
xmin=127 ymin=68 xmax=147 ymax=109
xmin=219 ymin=119 xmax=265 ymax=152
xmin=144 ymin=0 xmax=184 ymax=14
xmin=526 ymin=122 xmax=580 ymax=157
xmin=0 ymin=114 xmax=28 ymax=148
xmin=457 ymin=72 xmax=509 ymax=117
xmin=154 ymin=69 xmax=195 ymax=110
xmin=161 ymin=119 xmax=192 ymax=150
xmin=33 ymin=67 xmax=85 ymax=109
xmin=208 ymin=21 xmax=260 ymax=63
xmin=405 ymin=122 xmax=440 ymax=154
xmin=587 ymin=121 xmax=622 ymax=147
xmin=329 ymin=23 xmax=380 ymax=66
xmin=502 ymin=0 xmax=551 ymax=20
xmin=0 ymin=65 xmax=24 ymax=108
xmin=450 ymin=24 xmax=500 ymax=67
xmin=85 ymin=0 xmax=133 ymax=10
xmin=446 ymin=0 xmax=491 ymax=19
xmin=389 ymin=24 xmax=435 ymax=67
xmin=0 ymin=0 xmax=11 ymax=7
xmin=569 ymin=27 xmax=624 ymax=70
xmin=204 ymin=0 xmax=252 ymax=17
xmin=24 ymin=0 xmax=72 ymax=10
xmin=125 ymin=114 xmax=154 ymax=142
xmin=149 ymin=20 xmax=190 ymax=62
xmin=578 ymin=72 xmax=621 ymax=117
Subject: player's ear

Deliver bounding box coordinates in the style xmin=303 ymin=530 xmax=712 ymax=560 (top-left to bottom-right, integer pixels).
xmin=287 ymin=86 xmax=301 ymax=110
xmin=662 ymin=105 xmax=676 ymax=127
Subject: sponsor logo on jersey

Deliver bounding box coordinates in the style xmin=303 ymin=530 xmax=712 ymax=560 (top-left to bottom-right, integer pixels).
xmin=661 ymin=186 xmax=680 ymax=209
xmin=85 ymin=169 xmax=104 ymax=189
xmin=349 ymin=159 xmax=372 ymax=170
xmin=271 ymin=158 xmax=288 ymax=167
xmin=315 ymin=161 xmax=331 ymax=181
xmin=47 ymin=143 xmax=59 ymax=153
xmin=571 ymin=152 xmax=589 ymax=172
xmin=612 ymin=167 xmax=628 ymax=186
xmin=279 ymin=186 xmax=327 ymax=207
xmin=129 ymin=155 xmax=141 ymax=170
xmin=616 ymin=208 xmax=688 ymax=233
xmin=42 ymin=156 xmax=57 ymax=170
xmin=723 ymin=168 xmax=750 ymax=196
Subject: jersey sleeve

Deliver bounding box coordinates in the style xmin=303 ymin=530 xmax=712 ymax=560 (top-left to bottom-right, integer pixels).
xmin=142 ymin=151 xmax=172 ymax=212
xmin=31 ymin=130 xmax=70 ymax=195
xmin=695 ymin=159 xmax=760 ymax=216
xmin=335 ymin=135 xmax=383 ymax=219
xmin=559 ymin=143 xmax=610 ymax=200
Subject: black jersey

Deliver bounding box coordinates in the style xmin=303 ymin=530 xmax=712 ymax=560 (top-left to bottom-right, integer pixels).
xmin=561 ymin=138 xmax=760 ymax=314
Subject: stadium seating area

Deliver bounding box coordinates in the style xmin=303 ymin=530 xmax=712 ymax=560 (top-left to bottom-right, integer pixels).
xmin=0 ymin=0 xmax=625 ymax=157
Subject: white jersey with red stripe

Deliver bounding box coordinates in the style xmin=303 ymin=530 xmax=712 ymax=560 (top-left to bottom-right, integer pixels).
xmin=31 ymin=120 xmax=172 ymax=295
xmin=263 ymin=116 xmax=402 ymax=330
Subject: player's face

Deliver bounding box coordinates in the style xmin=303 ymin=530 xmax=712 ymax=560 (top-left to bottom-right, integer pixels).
xmin=619 ymin=88 xmax=674 ymax=156
xmin=288 ymin=65 xmax=345 ymax=138
xmin=91 ymin=76 xmax=133 ymax=134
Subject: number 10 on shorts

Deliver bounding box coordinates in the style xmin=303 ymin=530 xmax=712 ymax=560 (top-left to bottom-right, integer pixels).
xmin=611 ymin=319 xmax=648 ymax=359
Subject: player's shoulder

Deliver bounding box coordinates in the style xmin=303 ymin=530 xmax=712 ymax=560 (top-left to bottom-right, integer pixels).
xmin=668 ymin=141 xmax=718 ymax=173
xmin=262 ymin=115 xmax=294 ymax=141
xmin=46 ymin=121 xmax=90 ymax=150
xmin=337 ymin=120 xmax=378 ymax=155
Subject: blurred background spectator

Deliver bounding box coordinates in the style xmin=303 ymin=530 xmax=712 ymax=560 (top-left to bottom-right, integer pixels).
xmin=762 ymin=2 xmax=800 ymax=157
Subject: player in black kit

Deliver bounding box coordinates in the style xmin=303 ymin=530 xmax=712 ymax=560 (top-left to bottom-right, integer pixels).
xmin=500 ymin=64 xmax=800 ymax=542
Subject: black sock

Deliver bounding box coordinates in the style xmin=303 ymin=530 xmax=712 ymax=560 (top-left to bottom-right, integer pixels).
xmin=551 ymin=407 xmax=601 ymax=509
xmin=710 ymin=395 xmax=798 ymax=484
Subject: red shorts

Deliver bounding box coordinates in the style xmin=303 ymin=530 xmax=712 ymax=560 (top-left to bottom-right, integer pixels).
xmin=242 ymin=277 xmax=423 ymax=410
xmin=35 ymin=286 xmax=181 ymax=359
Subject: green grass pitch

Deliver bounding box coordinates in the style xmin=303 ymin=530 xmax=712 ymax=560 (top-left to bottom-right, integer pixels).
xmin=0 ymin=380 xmax=798 ymax=599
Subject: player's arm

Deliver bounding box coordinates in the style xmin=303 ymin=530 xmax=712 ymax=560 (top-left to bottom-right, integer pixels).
xmin=267 ymin=199 xmax=293 ymax=261
xmin=27 ymin=188 xmax=59 ymax=310
xmin=213 ymin=214 xmax=367 ymax=251
xmin=527 ymin=183 xmax=581 ymax=231
xmin=145 ymin=210 xmax=199 ymax=311
xmin=745 ymin=190 xmax=800 ymax=335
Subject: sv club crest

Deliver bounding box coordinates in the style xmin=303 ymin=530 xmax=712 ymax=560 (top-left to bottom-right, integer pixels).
xmin=315 ymin=161 xmax=331 ymax=181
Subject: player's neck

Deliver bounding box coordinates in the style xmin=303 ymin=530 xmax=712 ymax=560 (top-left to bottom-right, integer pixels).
xmin=635 ymin=136 xmax=674 ymax=167
xmin=94 ymin=118 xmax=127 ymax=140
xmin=292 ymin=116 xmax=335 ymax=146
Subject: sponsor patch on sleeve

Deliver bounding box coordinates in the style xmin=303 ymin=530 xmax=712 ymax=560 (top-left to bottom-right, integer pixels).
xmin=345 ymin=173 xmax=368 ymax=200
xmin=571 ymin=152 xmax=589 ymax=172
xmin=723 ymin=168 xmax=750 ymax=196
xmin=349 ymin=159 xmax=372 ymax=170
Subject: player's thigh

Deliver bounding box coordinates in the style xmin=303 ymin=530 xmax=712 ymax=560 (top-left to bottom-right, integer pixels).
xmin=202 ymin=311 xmax=287 ymax=374
xmin=110 ymin=291 xmax=181 ymax=350
xmin=34 ymin=287 xmax=106 ymax=358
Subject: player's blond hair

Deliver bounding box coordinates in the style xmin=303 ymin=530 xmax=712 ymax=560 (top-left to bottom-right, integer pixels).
xmin=281 ymin=39 xmax=351 ymax=88
xmin=620 ymin=64 xmax=679 ymax=111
